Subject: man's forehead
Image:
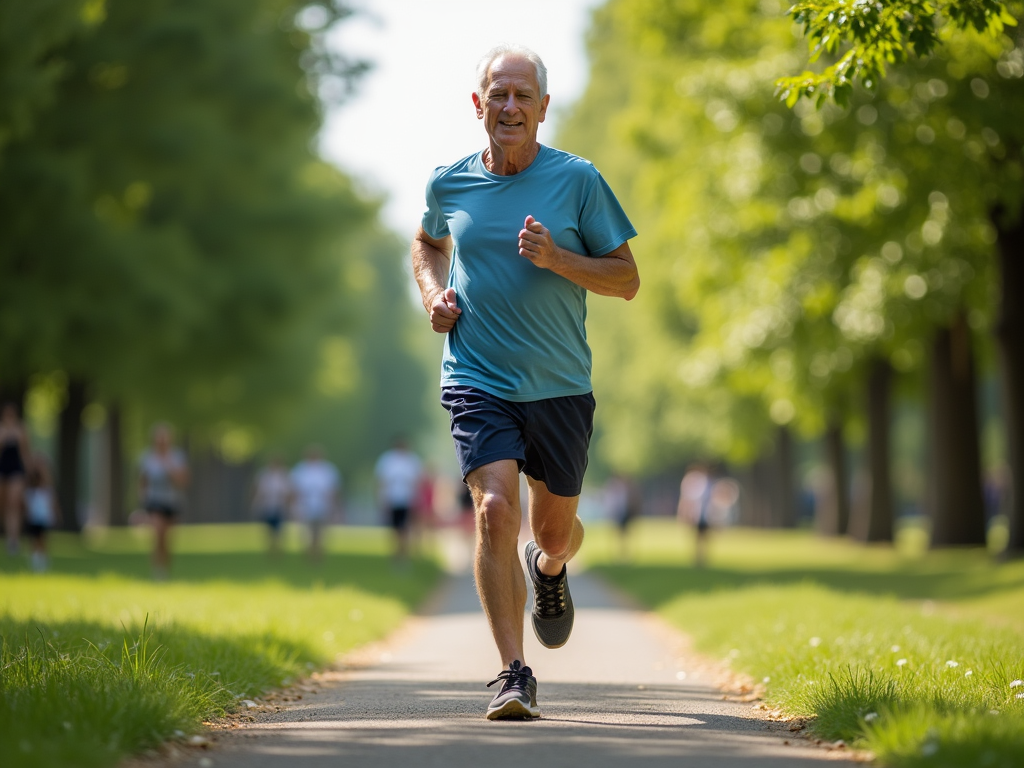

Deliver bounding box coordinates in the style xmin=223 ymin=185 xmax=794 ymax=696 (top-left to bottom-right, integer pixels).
xmin=485 ymin=56 xmax=539 ymax=91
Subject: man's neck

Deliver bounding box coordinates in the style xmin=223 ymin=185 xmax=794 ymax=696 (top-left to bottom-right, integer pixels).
xmin=483 ymin=142 xmax=541 ymax=176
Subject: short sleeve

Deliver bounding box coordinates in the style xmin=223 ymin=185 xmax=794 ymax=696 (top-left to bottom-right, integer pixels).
xmin=578 ymin=171 xmax=637 ymax=257
xmin=421 ymin=168 xmax=450 ymax=239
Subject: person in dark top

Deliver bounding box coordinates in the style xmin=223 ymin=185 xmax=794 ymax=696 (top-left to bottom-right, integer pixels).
xmin=0 ymin=402 xmax=32 ymax=556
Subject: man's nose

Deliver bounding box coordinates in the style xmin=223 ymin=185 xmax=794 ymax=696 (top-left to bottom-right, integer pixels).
xmin=502 ymin=96 xmax=519 ymax=113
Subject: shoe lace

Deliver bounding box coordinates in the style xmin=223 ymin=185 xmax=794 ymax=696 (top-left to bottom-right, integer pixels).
xmin=487 ymin=661 xmax=530 ymax=692
xmin=533 ymin=572 xmax=566 ymax=617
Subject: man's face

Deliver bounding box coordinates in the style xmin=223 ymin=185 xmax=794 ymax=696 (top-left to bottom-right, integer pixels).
xmin=473 ymin=55 xmax=549 ymax=152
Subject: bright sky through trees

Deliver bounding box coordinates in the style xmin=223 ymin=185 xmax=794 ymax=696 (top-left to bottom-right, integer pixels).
xmin=319 ymin=0 xmax=603 ymax=237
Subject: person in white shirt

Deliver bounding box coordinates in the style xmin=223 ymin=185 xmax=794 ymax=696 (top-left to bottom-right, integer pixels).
xmin=290 ymin=445 xmax=340 ymax=560
xmin=139 ymin=423 xmax=189 ymax=580
xmin=25 ymin=454 xmax=60 ymax=573
xmin=252 ymin=455 xmax=291 ymax=556
xmin=374 ymin=437 xmax=422 ymax=563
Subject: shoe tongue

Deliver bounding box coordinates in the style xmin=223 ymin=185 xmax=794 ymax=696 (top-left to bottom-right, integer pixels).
xmin=507 ymin=660 xmax=531 ymax=676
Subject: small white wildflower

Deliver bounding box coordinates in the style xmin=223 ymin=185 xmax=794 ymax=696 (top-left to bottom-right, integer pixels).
xmin=896 ymin=658 xmax=908 ymax=667
xmin=946 ymin=660 xmax=959 ymax=668
xmin=863 ymin=712 xmax=879 ymax=722
xmin=763 ymin=676 xmax=771 ymax=684
xmin=965 ymin=670 xmax=973 ymax=677
xmin=1016 ymin=693 xmax=1024 ymax=700
xmin=809 ymin=637 xmax=822 ymax=647
xmin=989 ymin=709 xmax=1000 ymax=715
xmin=1010 ymin=680 xmax=1023 ymax=689
xmin=891 ymin=645 xmax=901 ymax=653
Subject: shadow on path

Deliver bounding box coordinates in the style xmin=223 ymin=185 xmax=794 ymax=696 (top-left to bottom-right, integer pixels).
xmin=168 ymin=569 xmax=849 ymax=768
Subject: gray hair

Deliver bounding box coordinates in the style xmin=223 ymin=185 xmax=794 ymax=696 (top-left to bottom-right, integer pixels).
xmin=476 ymin=44 xmax=548 ymax=99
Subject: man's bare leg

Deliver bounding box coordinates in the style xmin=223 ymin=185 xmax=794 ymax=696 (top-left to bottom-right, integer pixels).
xmin=467 ymin=459 xmax=527 ymax=667
xmin=527 ymin=476 xmax=584 ymax=577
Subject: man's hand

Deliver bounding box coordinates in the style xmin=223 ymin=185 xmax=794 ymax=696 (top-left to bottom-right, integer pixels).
xmin=515 ymin=215 xmax=640 ymax=300
xmin=411 ymin=226 xmax=458 ymax=332
xmin=428 ymin=286 xmax=461 ymax=333
xmin=518 ymin=215 xmax=563 ymax=271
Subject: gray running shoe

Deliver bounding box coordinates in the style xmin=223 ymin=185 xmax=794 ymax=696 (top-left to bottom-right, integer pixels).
xmin=525 ymin=540 xmax=574 ymax=649
xmin=486 ymin=660 xmax=539 ymax=720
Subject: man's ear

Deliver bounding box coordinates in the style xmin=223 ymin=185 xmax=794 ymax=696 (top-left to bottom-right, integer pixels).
xmin=472 ymin=92 xmax=484 ymax=119
xmin=538 ymin=93 xmax=550 ymax=123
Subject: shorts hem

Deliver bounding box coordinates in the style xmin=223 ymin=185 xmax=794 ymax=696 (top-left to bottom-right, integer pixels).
xmin=462 ymin=450 xmax=525 ymax=481
xmin=523 ymin=470 xmax=581 ymax=498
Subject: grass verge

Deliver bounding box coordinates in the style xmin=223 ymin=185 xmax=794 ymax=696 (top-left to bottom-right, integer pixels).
xmin=0 ymin=524 xmax=442 ymax=768
xmin=586 ymin=520 xmax=1024 ymax=768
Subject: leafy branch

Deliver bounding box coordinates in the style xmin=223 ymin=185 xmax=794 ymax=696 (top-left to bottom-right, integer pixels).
xmin=776 ymin=0 xmax=1017 ymax=107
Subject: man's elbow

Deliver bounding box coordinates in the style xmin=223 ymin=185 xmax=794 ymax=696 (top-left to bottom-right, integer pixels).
xmin=621 ymin=273 xmax=640 ymax=301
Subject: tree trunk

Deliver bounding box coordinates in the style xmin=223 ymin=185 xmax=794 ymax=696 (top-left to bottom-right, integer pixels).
xmin=849 ymin=357 xmax=894 ymax=543
xmin=928 ymin=314 xmax=987 ymax=547
xmin=817 ymin=419 xmax=850 ymax=536
xmin=771 ymin=425 xmax=796 ymax=527
xmin=0 ymin=379 xmax=29 ymax=415
xmin=107 ymin=403 xmax=127 ymax=526
xmin=739 ymin=458 xmax=772 ymax=527
xmin=995 ymin=209 xmax=1024 ymax=557
xmin=56 ymin=378 xmax=87 ymax=532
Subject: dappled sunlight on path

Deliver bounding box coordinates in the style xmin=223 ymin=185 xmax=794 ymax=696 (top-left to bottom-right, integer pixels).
xmin=156 ymin=571 xmax=852 ymax=767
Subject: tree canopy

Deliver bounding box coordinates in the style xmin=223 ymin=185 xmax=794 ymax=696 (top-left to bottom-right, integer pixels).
xmin=1 ymin=0 xmax=432 ymax=481
xmin=779 ymin=0 xmax=1019 ymax=105
xmin=560 ymin=0 xmax=1022 ymax=481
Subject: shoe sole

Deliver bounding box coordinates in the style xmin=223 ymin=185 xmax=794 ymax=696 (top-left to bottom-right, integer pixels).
xmin=526 ymin=541 xmax=573 ymax=649
xmin=486 ymin=698 xmax=540 ymax=720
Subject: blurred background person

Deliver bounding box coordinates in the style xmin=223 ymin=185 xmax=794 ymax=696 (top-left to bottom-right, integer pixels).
xmin=24 ymin=454 xmax=60 ymax=573
xmin=678 ymin=463 xmax=713 ymax=568
xmin=605 ymin=473 xmax=643 ymax=561
xmin=252 ymin=454 xmax=291 ymax=557
xmin=374 ymin=436 xmax=422 ymax=565
xmin=0 ymin=402 xmax=31 ymax=556
xmin=412 ymin=461 xmax=438 ymax=555
xmin=290 ymin=445 xmax=340 ymax=562
xmin=138 ymin=423 xmax=189 ymax=580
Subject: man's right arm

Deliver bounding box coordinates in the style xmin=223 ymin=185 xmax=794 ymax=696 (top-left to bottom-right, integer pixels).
xmin=411 ymin=226 xmax=461 ymax=333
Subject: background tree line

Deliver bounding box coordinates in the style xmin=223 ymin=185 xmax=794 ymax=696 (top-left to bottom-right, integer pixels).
xmin=0 ymin=0 xmax=431 ymax=527
xmin=561 ymin=0 xmax=1023 ymax=555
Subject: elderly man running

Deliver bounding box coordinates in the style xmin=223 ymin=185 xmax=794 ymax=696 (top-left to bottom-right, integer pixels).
xmin=412 ymin=44 xmax=639 ymax=720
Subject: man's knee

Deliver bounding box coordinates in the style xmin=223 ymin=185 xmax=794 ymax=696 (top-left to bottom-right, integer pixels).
xmin=534 ymin=516 xmax=583 ymax=562
xmin=476 ymin=491 xmax=520 ymax=544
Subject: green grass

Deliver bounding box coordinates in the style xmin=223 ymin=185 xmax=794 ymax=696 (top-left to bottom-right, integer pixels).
xmin=0 ymin=524 xmax=442 ymax=768
xmin=586 ymin=520 xmax=1024 ymax=768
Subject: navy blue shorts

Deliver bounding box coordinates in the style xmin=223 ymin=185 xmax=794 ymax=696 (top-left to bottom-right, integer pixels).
xmin=440 ymin=386 xmax=595 ymax=498
xmin=389 ymin=505 xmax=411 ymax=530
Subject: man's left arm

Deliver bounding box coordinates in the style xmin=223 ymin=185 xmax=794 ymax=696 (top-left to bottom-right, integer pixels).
xmin=518 ymin=215 xmax=639 ymax=300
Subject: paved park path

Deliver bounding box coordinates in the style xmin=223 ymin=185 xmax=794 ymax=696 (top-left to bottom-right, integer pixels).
xmin=156 ymin=545 xmax=854 ymax=768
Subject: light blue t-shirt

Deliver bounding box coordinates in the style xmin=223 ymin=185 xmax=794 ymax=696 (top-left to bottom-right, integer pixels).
xmin=422 ymin=145 xmax=637 ymax=402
